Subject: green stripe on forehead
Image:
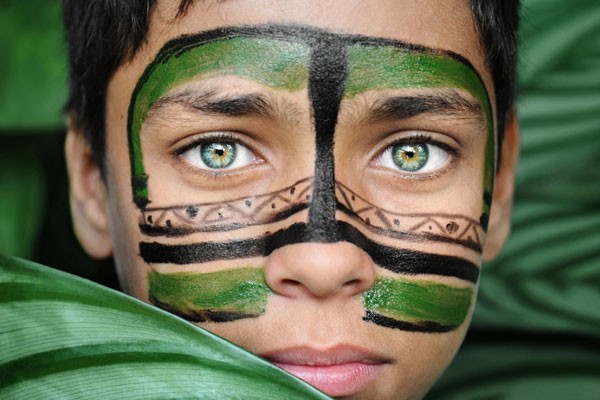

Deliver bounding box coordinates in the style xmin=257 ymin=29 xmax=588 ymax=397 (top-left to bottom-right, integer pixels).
xmin=128 ymin=37 xmax=310 ymax=207
xmin=345 ymin=45 xmax=488 ymax=101
xmin=345 ymin=45 xmax=495 ymax=220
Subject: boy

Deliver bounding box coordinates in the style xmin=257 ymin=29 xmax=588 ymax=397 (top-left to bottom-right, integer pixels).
xmin=63 ymin=0 xmax=520 ymax=398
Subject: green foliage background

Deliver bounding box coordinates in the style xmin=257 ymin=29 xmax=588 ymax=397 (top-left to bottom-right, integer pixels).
xmin=0 ymin=0 xmax=599 ymax=398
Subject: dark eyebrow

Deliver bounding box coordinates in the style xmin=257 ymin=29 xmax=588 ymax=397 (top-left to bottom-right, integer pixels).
xmin=149 ymin=89 xmax=274 ymax=118
xmin=367 ymin=90 xmax=483 ymax=123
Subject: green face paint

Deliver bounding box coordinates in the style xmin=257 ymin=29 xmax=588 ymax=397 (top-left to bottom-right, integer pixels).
xmin=148 ymin=267 xmax=272 ymax=322
xmin=134 ymin=26 xmax=487 ymax=332
xmin=344 ymin=44 xmax=495 ymax=226
xmin=363 ymin=277 xmax=473 ymax=330
xmin=128 ymin=36 xmax=310 ymax=208
xmin=150 ymin=268 xmax=473 ymax=330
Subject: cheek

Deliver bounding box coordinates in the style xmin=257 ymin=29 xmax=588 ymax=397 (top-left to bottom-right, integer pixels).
xmin=146 ymin=266 xmax=272 ymax=323
xmin=104 ymin=104 xmax=152 ymax=297
xmin=104 ymin=172 xmax=151 ymax=298
xmin=394 ymin=327 xmax=470 ymax=398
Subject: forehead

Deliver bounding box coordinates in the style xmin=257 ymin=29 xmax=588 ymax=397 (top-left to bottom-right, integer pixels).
xmin=127 ymin=25 xmax=494 ymax=210
xmin=130 ymin=26 xmax=490 ymax=134
xmin=138 ymin=0 xmax=490 ymax=85
xmin=107 ymin=0 xmax=495 ymax=164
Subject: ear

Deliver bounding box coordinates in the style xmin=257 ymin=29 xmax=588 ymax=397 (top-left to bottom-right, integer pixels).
xmin=482 ymin=113 xmax=520 ymax=262
xmin=65 ymin=118 xmax=113 ymax=258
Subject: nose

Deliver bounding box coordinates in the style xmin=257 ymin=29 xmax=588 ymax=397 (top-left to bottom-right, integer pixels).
xmin=264 ymin=242 xmax=376 ymax=299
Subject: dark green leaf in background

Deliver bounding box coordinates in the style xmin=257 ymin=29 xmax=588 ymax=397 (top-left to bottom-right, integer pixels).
xmin=0 ymin=138 xmax=44 ymax=257
xmin=472 ymin=0 xmax=600 ymax=338
xmin=0 ymin=0 xmax=67 ymax=130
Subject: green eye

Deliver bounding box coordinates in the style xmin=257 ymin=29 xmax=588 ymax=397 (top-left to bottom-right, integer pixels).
xmin=378 ymin=140 xmax=450 ymax=174
xmin=200 ymin=142 xmax=236 ymax=169
xmin=182 ymin=139 xmax=256 ymax=171
xmin=391 ymin=143 xmax=429 ymax=172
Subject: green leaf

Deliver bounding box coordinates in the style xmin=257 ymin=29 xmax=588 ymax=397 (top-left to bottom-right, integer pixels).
xmin=0 ymin=0 xmax=67 ymax=130
xmin=427 ymin=335 xmax=600 ymax=400
xmin=0 ymin=255 xmax=332 ymax=400
xmin=472 ymin=0 xmax=600 ymax=337
xmin=0 ymin=140 xmax=44 ymax=258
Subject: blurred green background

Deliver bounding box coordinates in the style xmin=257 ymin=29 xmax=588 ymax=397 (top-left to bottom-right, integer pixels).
xmin=0 ymin=0 xmax=598 ymax=398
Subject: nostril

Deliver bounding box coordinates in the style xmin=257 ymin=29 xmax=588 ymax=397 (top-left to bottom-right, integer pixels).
xmin=342 ymin=278 xmax=372 ymax=295
xmin=281 ymin=278 xmax=301 ymax=287
xmin=344 ymin=279 xmax=361 ymax=287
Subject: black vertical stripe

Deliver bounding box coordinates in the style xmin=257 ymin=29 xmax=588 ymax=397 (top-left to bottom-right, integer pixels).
xmin=305 ymin=38 xmax=348 ymax=242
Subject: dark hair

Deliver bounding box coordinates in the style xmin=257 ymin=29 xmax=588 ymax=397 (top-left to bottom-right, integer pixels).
xmin=62 ymin=0 xmax=519 ymax=171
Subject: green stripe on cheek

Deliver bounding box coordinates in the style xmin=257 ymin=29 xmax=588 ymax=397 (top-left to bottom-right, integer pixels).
xmin=363 ymin=277 xmax=474 ymax=328
xmin=344 ymin=45 xmax=495 ymax=222
xmin=129 ymin=37 xmax=310 ymax=207
xmin=148 ymin=267 xmax=272 ymax=317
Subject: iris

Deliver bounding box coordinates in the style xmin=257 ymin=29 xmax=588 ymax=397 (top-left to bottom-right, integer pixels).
xmin=392 ymin=143 xmax=429 ymax=172
xmin=200 ymin=142 xmax=237 ymax=169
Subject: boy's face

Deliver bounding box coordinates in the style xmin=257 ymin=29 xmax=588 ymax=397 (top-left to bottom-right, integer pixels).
xmin=70 ymin=1 xmax=516 ymax=399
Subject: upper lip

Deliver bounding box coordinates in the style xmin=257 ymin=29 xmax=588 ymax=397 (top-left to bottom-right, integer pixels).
xmin=259 ymin=344 xmax=391 ymax=366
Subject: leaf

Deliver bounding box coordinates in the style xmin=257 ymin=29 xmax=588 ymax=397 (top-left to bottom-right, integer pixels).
xmin=0 ymin=255 xmax=332 ymax=400
xmin=0 ymin=139 xmax=44 ymax=258
xmin=0 ymin=0 xmax=67 ymax=130
xmin=427 ymin=334 xmax=600 ymax=400
xmin=472 ymin=0 xmax=600 ymax=337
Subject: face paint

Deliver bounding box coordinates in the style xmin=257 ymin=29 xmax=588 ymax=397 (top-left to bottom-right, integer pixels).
xmin=363 ymin=277 xmax=474 ymax=332
xmin=303 ymin=36 xmax=347 ymax=242
xmin=139 ymin=177 xmax=313 ymax=237
xmin=335 ymin=181 xmax=484 ymax=253
xmin=343 ymin=43 xmax=495 ymax=228
xmin=148 ymin=267 xmax=271 ymax=322
xmin=141 ymin=221 xmax=479 ymax=282
xmin=128 ymin=31 xmax=311 ymax=208
xmin=140 ymin=178 xmax=483 ymax=250
xmin=129 ymin=24 xmax=493 ymax=331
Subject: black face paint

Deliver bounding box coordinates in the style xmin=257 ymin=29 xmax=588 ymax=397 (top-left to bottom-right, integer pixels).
xmin=139 ymin=177 xmax=313 ymax=237
xmin=363 ymin=311 xmax=456 ymax=333
xmin=151 ymin=298 xmax=260 ymax=323
xmin=139 ymin=178 xmax=484 ymax=253
xmin=140 ymin=220 xmax=479 ymax=284
xmin=304 ymin=36 xmax=347 ymax=242
xmin=131 ymin=24 xmax=493 ymax=331
xmin=335 ymin=181 xmax=484 ymax=252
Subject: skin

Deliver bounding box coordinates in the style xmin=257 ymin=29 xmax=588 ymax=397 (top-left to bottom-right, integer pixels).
xmin=66 ymin=1 xmax=520 ymax=399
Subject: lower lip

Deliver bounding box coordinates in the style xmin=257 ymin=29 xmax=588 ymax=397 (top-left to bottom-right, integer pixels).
xmin=274 ymin=362 xmax=383 ymax=397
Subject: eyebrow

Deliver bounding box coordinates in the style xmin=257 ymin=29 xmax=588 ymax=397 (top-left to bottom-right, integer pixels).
xmin=145 ymin=87 xmax=308 ymax=131
xmin=149 ymin=88 xmax=275 ymax=117
xmin=365 ymin=90 xmax=484 ymax=124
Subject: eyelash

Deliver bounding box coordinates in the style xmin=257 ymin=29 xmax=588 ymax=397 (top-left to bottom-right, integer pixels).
xmin=174 ymin=131 xmax=241 ymax=155
xmin=390 ymin=133 xmax=459 ymax=155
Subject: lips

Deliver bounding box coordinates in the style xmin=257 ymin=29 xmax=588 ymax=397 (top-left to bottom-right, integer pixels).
xmin=261 ymin=345 xmax=389 ymax=397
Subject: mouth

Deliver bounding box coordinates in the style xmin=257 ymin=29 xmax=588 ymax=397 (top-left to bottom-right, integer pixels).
xmin=260 ymin=345 xmax=389 ymax=397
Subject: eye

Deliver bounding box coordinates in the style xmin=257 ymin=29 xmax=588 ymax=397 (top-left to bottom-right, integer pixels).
xmin=377 ymin=141 xmax=450 ymax=174
xmin=181 ymin=140 xmax=257 ymax=170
